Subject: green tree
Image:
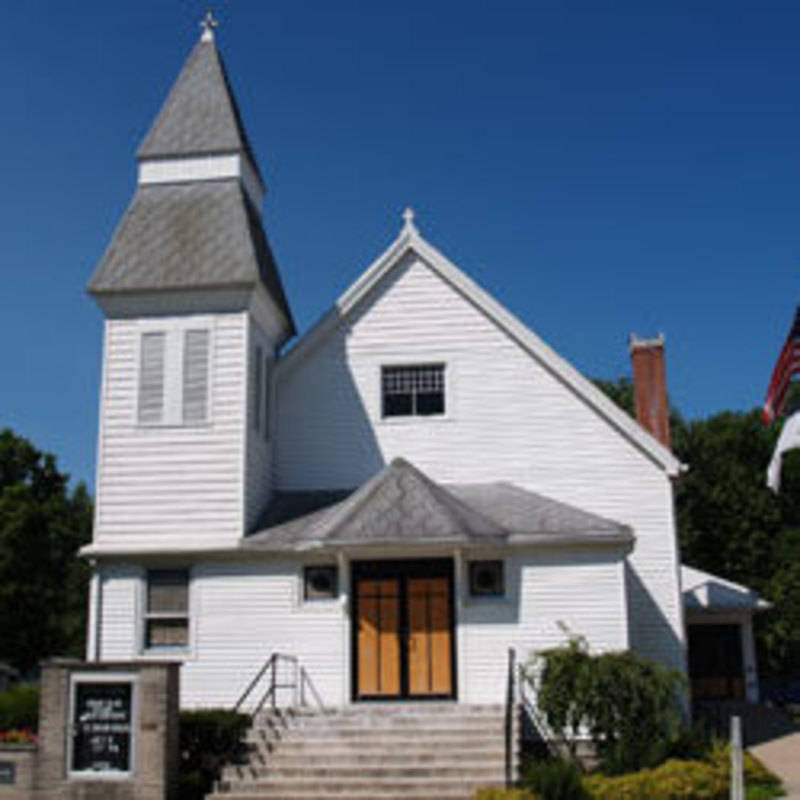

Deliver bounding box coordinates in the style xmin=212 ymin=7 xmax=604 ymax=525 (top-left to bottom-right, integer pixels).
xmin=594 ymin=379 xmax=800 ymax=680
xmin=0 ymin=429 xmax=92 ymax=674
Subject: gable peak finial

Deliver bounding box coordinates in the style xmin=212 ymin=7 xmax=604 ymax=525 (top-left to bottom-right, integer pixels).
xmin=200 ymin=9 xmax=219 ymax=42
xmin=402 ymin=207 xmax=418 ymax=235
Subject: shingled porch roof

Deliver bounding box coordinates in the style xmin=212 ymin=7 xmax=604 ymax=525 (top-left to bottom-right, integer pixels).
xmin=243 ymin=458 xmax=633 ymax=552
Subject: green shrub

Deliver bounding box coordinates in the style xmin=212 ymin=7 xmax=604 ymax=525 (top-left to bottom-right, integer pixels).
xmin=584 ymin=758 xmax=725 ymax=800
xmin=532 ymin=636 xmax=684 ymax=773
xmin=707 ymin=744 xmax=783 ymax=797
xmin=178 ymin=709 xmax=250 ymax=800
xmin=581 ymin=749 xmax=784 ymax=800
xmin=474 ymin=789 xmax=538 ymax=800
xmin=521 ymin=758 xmax=587 ymax=800
xmin=0 ymin=685 xmax=39 ymax=733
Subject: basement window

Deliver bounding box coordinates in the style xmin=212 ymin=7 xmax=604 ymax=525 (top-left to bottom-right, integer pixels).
xmin=381 ymin=364 xmax=445 ymax=417
xmin=144 ymin=569 xmax=190 ymax=649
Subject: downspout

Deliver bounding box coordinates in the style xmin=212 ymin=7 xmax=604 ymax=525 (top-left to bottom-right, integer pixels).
xmin=86 ymin=562 xmax=101 ymax=661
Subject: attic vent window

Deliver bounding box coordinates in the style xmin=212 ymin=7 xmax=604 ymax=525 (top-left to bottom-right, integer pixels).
xmin=382 ymin=365 xmax=445 ymax=417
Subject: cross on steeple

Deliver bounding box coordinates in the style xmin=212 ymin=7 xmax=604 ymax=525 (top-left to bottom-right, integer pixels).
xmin=402 ymin=206 xmax=419 ymax=235
xmin=200 ymin=9 xmax=219 ymax=42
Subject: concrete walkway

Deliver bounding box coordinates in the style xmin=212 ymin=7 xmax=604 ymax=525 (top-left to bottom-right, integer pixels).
xmin=751 ymin=732 xmax=800 ymax=799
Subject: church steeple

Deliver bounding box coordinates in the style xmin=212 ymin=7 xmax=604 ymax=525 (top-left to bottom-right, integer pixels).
xmin=88 ymin=20 xmax=295 ymax=341
xmin=136 ymin=16 xmax=264 ymax=193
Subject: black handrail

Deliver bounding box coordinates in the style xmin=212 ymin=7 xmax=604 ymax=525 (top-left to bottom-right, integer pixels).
xmin=234 ymin=653 xmax=323 ymax=717
xmin=505 ymin=647 xmax=516 ymax=788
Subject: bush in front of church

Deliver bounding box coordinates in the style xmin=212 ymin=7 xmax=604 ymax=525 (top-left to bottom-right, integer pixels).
xmin=179 ymin=709 xmax=250 ymax=800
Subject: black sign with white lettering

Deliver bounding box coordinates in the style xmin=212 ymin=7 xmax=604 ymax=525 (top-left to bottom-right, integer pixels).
xmin=72 ymin=682 xmax=132 ymax=773
xmin=0 ymin=762 xmax=15 ymax=784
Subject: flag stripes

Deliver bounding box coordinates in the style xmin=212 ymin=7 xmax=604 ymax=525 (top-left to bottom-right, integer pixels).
xmin=763 ymin=307 xmax=800 ymax=424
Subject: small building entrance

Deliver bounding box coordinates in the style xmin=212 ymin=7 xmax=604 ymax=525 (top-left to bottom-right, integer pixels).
xmin=351 ymin=559 xmax=456 ymax=701
xmin=688 ymin=623 xmax=745 ymax=701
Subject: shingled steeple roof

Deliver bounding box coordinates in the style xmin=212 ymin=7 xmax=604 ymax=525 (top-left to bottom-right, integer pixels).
xmin=88 ymin=22 xmax=295 ymax=337
xmin=137 ymin=30 xmax=262 ymax=183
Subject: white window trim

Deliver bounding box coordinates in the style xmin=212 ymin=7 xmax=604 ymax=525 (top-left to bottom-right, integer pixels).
xmin=138 ymin=568 xmax=195 ymax=659
xmin=376 ymin=359 xmax=456 ymax=424
xmin=134 ymin=317 xmax=214 ymax=429
xmin=67 ymin=671 xmax=138 ymax=780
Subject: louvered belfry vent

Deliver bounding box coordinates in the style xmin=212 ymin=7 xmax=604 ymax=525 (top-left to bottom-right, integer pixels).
xmin=138 ymin=332 xmax=166 ymax=424
xmin=183 ymin=329 xmax=210 ymax=423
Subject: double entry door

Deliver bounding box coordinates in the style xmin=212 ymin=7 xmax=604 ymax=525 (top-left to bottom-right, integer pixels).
xmin=352 ymin=559 xmax=455 ymax=701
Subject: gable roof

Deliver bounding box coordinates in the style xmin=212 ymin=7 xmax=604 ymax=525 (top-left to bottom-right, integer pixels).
xmin=244 ymin=457 xmax=633 ymax=551
xmin=682 ymin=565 xmax=771 ymax=613
xmin=279 ymin=219 xmax=684 ymax=477
xmin=137 ymin=36 xmax=262 ymax=184
xmin=86 ymin=180 xmax=295 ymax=331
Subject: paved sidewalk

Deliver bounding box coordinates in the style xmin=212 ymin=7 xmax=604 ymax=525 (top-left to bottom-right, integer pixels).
xmin=751 ymin=732 xmax=800 ymax=799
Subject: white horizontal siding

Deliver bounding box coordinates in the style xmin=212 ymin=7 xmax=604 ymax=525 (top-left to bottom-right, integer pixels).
xmin=95 ymin=552 xmax=625 ymax=709
xmin=184 ymin=562 xmax=344 ymax=708
xmin=243 ymin=319 xmax=274 ymax=534
xmin=95 ymin=560 xmax=346 ymax=709
xmin=97 ymin=564 xmax=141 ymax=660
xmin=460 ymin=550 xmax=628 ymax=703
xmin=275 ymin=254 xmax=685 ymax=675
xmin=94 ymin=313 xmax=248 ymax=550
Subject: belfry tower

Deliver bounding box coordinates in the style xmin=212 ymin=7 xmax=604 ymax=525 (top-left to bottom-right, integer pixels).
xmin=87 ymin=16 xmax=294 ymax=556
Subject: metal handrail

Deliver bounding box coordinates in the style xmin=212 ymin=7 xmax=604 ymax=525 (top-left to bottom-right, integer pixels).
xmin=299 ymin=666 xmax=325 ymax=712
xmin=504 ymin=647 xmax=517 ymax=788
xmin=517 ymin=658 xmax=568 ymax=759
xmin=234 ymin=653 xmax=323 ymax=717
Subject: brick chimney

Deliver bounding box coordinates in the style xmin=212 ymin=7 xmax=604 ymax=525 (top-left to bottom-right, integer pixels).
xmin=629 ymin=333 xmax=671 ymax=449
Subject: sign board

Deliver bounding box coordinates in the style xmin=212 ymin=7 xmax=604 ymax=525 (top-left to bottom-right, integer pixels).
xmin=0 ymin=762 xmax=15 ymax=784
xmin=71 ymin=681 xmax=133 ymax=773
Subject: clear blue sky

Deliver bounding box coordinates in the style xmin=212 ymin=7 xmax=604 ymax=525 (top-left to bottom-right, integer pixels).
xmin=2 ymin=0 xmax=799 ymax=488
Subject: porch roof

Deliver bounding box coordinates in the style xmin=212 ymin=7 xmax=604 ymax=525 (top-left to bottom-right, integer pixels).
xmin=243 ymin=458 xmax=633 ymax=552
xmin=682 ymin=565 xmax=772 ymax=614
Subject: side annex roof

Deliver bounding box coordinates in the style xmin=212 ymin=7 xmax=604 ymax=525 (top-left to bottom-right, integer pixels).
xmin=278 ymin=218 xmax=684 ymax=477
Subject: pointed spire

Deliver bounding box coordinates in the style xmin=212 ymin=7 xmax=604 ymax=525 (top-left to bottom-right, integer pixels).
xmin=137 ymin=22 xmax=262 ymax=187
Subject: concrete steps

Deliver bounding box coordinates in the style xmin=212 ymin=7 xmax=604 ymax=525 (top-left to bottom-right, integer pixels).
xmin=207 ymin=704 xmax=507 ymax=800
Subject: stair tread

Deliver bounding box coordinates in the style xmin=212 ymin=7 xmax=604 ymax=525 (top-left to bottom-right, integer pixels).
xmin=211 ymin=704 xmax=510 ymax=798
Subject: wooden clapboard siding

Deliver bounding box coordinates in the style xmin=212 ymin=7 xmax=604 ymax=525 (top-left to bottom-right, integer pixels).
xmin=94 ymin=550 xmax=625 ymax=708
xmin=94 ymin=313 xmax=248 ymax=550
xmin=460 ymin=549 xmax=628 ymax=703
xmin=94 ymin=310 xmax=283 ymax=551
xmin=243 ymin=318 xmax=275 ymax=533
xmin=97 ymin=564 xmax=142 ymax=660
xmin=275 ymin=253 xmax=684 ymax=676
xmin=98 ymin=560 xmax=347 ymax=708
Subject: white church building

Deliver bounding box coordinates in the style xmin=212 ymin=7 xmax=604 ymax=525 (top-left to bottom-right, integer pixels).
xmin=81 ymin=22 xmax=765 ymax=711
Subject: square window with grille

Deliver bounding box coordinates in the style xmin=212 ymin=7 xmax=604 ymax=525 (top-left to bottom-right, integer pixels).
xmin=468 ymin=560 xmax=504 ymax=597
xmin=144 ymin=569 xmax=189 ymax=649
xmin=381 ymin=364 xmax=445 ymax=417
xmin=304 ymin=565 xmax=338 ymax=601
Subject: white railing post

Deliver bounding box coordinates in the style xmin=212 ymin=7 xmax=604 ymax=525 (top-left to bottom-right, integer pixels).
xmin=730 ymin=715 xmax=744 ymax=800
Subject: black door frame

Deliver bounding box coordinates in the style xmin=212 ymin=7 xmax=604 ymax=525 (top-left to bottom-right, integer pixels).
xmin=351 ymin=558 xmax=457 ymax=702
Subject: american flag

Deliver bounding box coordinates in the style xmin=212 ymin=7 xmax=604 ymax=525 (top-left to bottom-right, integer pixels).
xmin=763 ymin=307 xmax=800 ymax=424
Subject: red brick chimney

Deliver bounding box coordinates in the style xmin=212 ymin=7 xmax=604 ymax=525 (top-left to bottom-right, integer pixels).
xmin=629 ymin=333 xmax=671 ymax=449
